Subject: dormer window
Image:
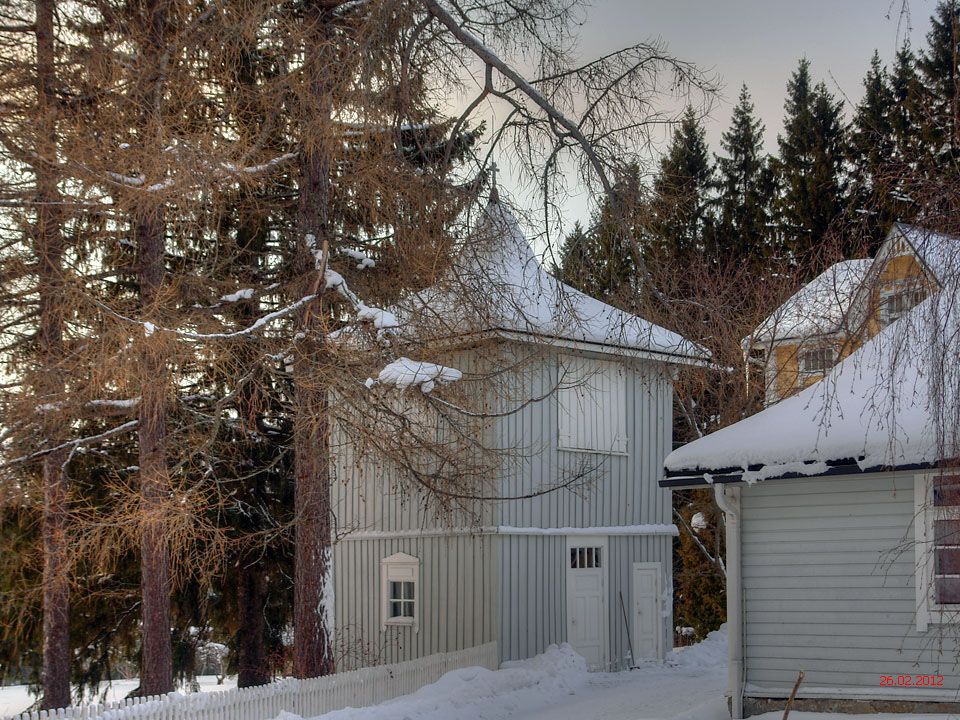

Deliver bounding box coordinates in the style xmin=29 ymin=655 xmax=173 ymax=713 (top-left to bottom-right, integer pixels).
xmin=881 ymin=286 xmax=926 ymax=326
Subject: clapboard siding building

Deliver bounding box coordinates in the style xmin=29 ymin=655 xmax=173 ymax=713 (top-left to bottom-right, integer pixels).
xmin=663 ymin=277 xmax=960 ymax=717
xmin=331 ymin=197 xmax=707 ymax=672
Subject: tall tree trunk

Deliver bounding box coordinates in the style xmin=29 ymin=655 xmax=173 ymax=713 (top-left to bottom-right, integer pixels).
xmin=292 ymin=0 xmax=336 ymax=680
xmin=236 ymin=554 xmax=270 ymax=687
xmin=234 ymin=202 xmax=272 ymax=689
xmin=134 ymin=0 xmax=173 ymax=695
xmin=136 ymin=209 xmax=173 ymax=697
xmin=35 ymin=0 xmax=70 ymax=707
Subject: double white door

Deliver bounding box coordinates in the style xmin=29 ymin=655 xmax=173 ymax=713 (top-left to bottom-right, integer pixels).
xmin=565 ymin=543 xmax=663 ymax=668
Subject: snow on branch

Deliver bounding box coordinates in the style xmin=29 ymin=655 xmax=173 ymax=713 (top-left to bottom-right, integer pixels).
xmin=341 ymin=248 xmax=375 ymax=269
xmin=105 ymin=151 xmax=298 ymax=194
xmin=366 ymin=357 xmax=462 ymax=394
xmin=220 ymin=288 xmax=255 ymax=303
xmin=305 ymin=234 xmax=399 ymax=340
xmin=95 ymin=294 xmax=318 ymax=341
xmin=35 ymin=398 xmax=140 ymax=415
xmin=106 ymin=171 xmax=145 ymax=186
xmin=0 ymin=420 xmax=139 ymax=471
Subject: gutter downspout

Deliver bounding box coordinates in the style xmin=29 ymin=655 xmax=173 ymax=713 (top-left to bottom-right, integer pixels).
xmin=715 ymin=484 xmax=744 ymax=719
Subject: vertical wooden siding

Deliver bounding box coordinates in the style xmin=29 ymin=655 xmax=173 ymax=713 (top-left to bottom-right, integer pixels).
xmin=332 ymin=342 xmax=676 ymax=670
xmin=497 ymin=533 xmax=566 ymax=662
xmin=494 ymin=348 xmax=673 ymax=528
xmin=334 ymin=533 xmax=496 ymax=670
xmin=497 ymin=533 xmax=673 ymax=670
xmin=606 ymin=535 xmax=673 ymax=670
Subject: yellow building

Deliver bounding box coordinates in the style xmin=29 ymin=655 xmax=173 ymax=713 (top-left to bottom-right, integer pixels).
xmin=747 ymin=223 xmax=959 ymax=405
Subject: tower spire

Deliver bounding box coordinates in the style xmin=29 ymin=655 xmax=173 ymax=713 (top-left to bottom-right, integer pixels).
xmin=488 ymin=161 xmax=499 ymax=204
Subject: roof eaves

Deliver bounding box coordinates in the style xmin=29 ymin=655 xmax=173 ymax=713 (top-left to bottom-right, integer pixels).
xmin=491 ymin=328 xmax=712 ymax=366
xmin=659 ymin=457 xmax=939 ymax=488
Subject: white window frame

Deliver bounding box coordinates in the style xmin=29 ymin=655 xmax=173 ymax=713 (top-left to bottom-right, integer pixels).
xmin=914 ymin=473 xmax=960 ymax=632
xmin=797 ymin=346 xmax=835 ymax=376
xmin=881 ymin=285 xmax=926 ymax=326
xmin=380 ymin=552 xmax=419 ymax=631
xmin=557 ymin=355 xmax=627 ymax=455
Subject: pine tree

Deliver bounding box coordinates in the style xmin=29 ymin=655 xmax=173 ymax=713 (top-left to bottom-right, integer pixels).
xmin=647 ymin=107 xmax=715 ymax=263
xmin=715 ymin=85 xmax=774 ymax=263
xmin=774 ymin=59 xmax=848 ymax=263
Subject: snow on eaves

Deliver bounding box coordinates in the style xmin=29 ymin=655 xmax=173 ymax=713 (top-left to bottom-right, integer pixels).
xmin=748 ymin=258 xmax=873 ymax=345
xmin=667 ymin=282 xmax=960 ymax=482
xmin=414 ymin=201 xmax=708 ymax=363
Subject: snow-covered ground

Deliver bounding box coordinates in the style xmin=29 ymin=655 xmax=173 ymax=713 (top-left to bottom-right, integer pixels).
xmin=0 ymin=675 xmax=236 ymax=718
xmin=275 ymin=626 xmax=728 ymax=720
xmin=752 ymin=716 xmax=957 ymax=720
xmin=6 ymin=631 xmax=955 ymax=720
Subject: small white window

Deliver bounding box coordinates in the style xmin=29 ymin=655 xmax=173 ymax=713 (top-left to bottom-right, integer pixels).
xmin=557 ymin=355 xmax=627 ymax=454
xmin=570 ymin=546 xmax=603 ymax=569
xmin=381 ymin=553 xmax=419 ymax=631
xmin=799 ymin=347 xmax=834 ymax=375
xmin=914 ymin=473 xmax=960 ymax=631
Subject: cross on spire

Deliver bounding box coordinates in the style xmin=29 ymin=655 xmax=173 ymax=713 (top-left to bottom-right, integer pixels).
xmin=489 ymin=161 xmax=499 ymax=204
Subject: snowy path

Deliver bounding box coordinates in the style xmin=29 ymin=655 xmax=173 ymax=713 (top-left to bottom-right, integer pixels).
xmin=0 ymin=632 xmax=727 ymax=720
xmin=280 ymin=627 xmax=729 ymax=720
xmin=517 ymin=662 xmax=727 ymax=720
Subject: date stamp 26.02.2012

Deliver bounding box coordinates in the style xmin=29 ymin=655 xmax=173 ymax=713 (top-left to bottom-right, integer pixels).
xmin=879 ymin=675 xmax=944 ymax=687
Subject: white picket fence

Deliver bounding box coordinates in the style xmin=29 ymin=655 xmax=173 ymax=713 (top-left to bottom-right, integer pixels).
xmin=11 ymin=642 xmax=498 ymax=720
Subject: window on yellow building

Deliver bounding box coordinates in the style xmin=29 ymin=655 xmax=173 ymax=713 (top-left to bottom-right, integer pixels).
xmin=881 ymin=287 xmax=926 ymax=325
xmin=799 ymin=347 xmax=833 ymax=374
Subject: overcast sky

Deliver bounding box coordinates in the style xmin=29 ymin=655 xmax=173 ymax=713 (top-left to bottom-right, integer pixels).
xmin=578 ymin=0 xmax=932 ymax=152
xmin=499 ymin=0 xmax=937 ymax=245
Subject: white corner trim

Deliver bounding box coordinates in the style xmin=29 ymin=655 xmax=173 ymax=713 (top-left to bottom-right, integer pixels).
xmin=915 ymin=472 xmax=931 ymax=633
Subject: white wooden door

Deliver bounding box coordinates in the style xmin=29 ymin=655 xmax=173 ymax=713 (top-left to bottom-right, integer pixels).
xmin=566 ymin=538 xmax=608 ymax=669
xmin=631 ymin=562 xmax=662 ymax=661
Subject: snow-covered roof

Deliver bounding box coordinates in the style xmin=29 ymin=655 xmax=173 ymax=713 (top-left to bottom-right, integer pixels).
xmin=664 ymin=282 xmax=960 ymax=484
xmin=893 ymin=223 xmax=960 ymax=285
xmin=748 ymin=259 xmax=873 ymax=345
xmin=417 ymin=200 xmax=708 ymax=363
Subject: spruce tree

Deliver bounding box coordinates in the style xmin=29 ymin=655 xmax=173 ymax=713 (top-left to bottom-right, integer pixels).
xmin=557 ymin=167 xmax=643 ymax=311
xmin=774 ymin=59 xmax=848 ymax=263
xmin=647 ymin=107 xmax=715 ymax=263
xmin=918 ymin=1 xmax=960 ymax=158
xmin=556 ymin=221 xmax=594 ymax=291
xmin=887 ymin=47 xmax=924 ymax=161
xmin=847 ymin=51 xmax=900 ymax=252
xmin=715 ymin=85 xmax=774 ymax=263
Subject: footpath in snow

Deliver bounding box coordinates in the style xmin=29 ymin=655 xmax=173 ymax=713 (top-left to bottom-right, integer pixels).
xmin=274 ymin=626 xmax=729 ymax=720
